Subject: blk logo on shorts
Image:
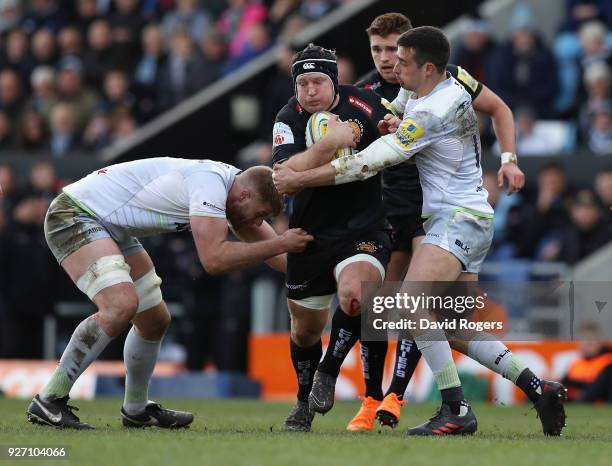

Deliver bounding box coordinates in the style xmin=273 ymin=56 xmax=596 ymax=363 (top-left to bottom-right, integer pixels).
xmin=455 ymin=239 xmax=470 ymax=253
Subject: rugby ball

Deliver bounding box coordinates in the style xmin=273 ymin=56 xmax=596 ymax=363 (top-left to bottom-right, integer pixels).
xmin=305 ymin=111 xmax=356 ymax=159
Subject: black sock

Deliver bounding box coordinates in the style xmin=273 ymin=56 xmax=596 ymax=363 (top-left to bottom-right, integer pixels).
xmin=317 ymin=306 xmax=361 ymax=377
xmin=360 ymin=339 xmax=387 ymax=400
xmin=441 ymin=386 xmax=465 ymax=415
xmin=386 ymin=337 xmax=422 ymax=399
xmin=290 ymin=338 xmax=322 ymax=403
xmin=516 ymin=368 xmax=542 ymax=403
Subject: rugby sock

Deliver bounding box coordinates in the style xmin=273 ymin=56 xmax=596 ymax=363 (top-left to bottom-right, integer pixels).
xmin=317 ymin=307 xmax=361 ymax=377
xmin=386 ymin=337 xmax=422 ymax=399
xmin=360 ymin=340 xmax=386 ymax=400
xmin=40 ymin=316 xmax=113 ymax=401
xmin=123 ymin=327 xmax=161 ymax=415
xmin=414 ymin=329 xmax=464 ymax=414
xmin=290 ymin=339 xmax=322 ymax=403
xmin=466 ymin=333 xmax=541 ymax=402
xmin=516 ymin=368 xmax=543 ymax=403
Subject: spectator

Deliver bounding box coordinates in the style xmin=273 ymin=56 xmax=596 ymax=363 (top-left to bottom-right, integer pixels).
xmin=109 ymin=0 xmax=146 ymax=67
xmin=561 ymin=0 xmax=612 ymax=32
xmin=75 ymin=0 xmax=101 ymax=37
xmin=27 ymin=159 xmax=61 ymax=200
xmin=133 ymin=24 xmax=167 ymax=122
xmin=82 ymin=110 xmax=111 ymax=150
xmin=0 ymin=0 xmax=21 ymax=35
xmin=101 ymin=69 xmax=135 ymax=120
xmin=57 ymin=26 xmax=83 ymax=58
xmin=0 ymin=163 xmax=20 ymax=216
xmin=579 ymin=62 xmax=611 ymax=133
xmin=587 ymin=100 xmax=612 ymax=154
xmin=17 ymin=109 xmax=49 ymax=152
xmin=300 ymin=0 xmax=336 ymax=21
xmin=595 ymin=168 xmax=612 ymax=207
xmin=83 ymin=19 xmax=129 ymax=88
xmin=337 ymin=56 xmax=355 ymax=85
xmin=0 ymin=110 xmax=14 ymax=150
xmin=222 ymin=22 xmax=272 ymax=75
xmin=4 ymin=28 xmax=35 ymax=88
xmin=157 ymin=30 xmax=207 ymax=111
xmin=110 ymin=109 xmax=137 ymax=142
xmin=556 ymin=189 xmax=612 ymax=263
xmin=578 ymin=21 xmax=612 ymax=71
xmin=268 ymin=0 xmax=300 ymax=38
xmin=162 ymin=0 xmax=213 ymax=44
xmin=48 ymin=102 xmax=81 ymax=157
xmin=55 ymin=55 xmax=98 ymax=132
xmin=217 ymin=0 xmax=268 ymax=58
xmin=199 ymin=30 xmax=227 ymax=86
xmin=28 ymin=65 xmax=58 ymax=121
xmin=260 ymin=44 xmax=293 ymax=138
xmin=517 ymin=162 xmax=571 ymax=259
xmin=451 ymin=19 xmax=499 ymax=84
xmin=489 ymin=20 xmax=559 ymax=117
xmin=31 ymin=28 xmax=58 ymax=67
xmin=0 ymin=69 xmax=25 ymax=136
xmin=278 ymin=12 xmax=309 ymax=41
xmin=20 ymin=0 xmax=68 ymax=35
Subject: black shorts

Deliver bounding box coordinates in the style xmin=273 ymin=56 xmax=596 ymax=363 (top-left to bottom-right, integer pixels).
xmin=387 ymin=215 xmax=425 ymax=253
xmin=286 ymin=231 xmax=391 ymax=301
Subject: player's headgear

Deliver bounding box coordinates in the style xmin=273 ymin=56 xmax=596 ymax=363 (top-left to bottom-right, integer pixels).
xmin=291 ymin=44 xmax=339 ymax=97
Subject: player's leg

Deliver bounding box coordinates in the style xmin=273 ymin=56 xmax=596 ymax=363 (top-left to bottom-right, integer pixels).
xmin=447 ymin=273 xmax=567 ymax=436
xmin=120 ymin=244 xmax=193 ymax=429
xmin=310 ymin=247 xmax=387 ymax=415
xmin=283 ymin=298 xmax=330 ymax=432
xmin=29 ymin=239 xmax=137 ymax=429
xmin=376 ymin=233 xmax=425 ymax=428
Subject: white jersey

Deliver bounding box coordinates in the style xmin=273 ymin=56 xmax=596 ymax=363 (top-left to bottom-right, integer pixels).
xmin=63 ymin=157 xmax=240 ymax=238
xmin=382 ymin=76 xmax=493 ymax=217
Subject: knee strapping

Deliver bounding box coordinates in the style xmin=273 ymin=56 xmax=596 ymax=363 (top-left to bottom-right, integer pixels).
xmin=134 ymin=269 xmax=163 ymax=313
xmin=76 ymin=255 xmax=132 ymax=300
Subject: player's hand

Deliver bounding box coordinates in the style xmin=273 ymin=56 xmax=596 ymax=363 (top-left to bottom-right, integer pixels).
xmin=377 ymin=113 xmax=401 ymax=135
xmin=280 ymin=228 xmax=314 ymax=252
xmin=273 ymin=164 xmax=302 ymax=195
xmin=497 ymin=162 xmax=525 ymax=195
xmin=325 ymin=115 xmax=357 ymax=149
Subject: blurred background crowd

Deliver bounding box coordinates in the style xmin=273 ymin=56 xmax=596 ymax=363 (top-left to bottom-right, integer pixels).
xmin=0 ymin=0 xmax=610 ymax=395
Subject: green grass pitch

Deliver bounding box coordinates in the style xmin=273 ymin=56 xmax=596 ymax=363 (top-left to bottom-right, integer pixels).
xmin=0 ymin=398 xmax=611 ymax=466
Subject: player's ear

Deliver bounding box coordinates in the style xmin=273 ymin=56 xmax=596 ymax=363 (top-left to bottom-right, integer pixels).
xmin=240 ymin=189 xmax=251 ymax=201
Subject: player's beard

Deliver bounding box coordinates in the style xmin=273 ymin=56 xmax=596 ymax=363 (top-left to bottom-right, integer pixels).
xmin=227 ymin=201 xmax=249 ymax=228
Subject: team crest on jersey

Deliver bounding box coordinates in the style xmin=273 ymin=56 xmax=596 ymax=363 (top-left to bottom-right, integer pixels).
xmin=356 ymin=241 xmax=378 ymax=253
xmin=393 ymin=119 xmax=424 ymax=150
xmin=347 ymin=119 xmax=364 ymax=143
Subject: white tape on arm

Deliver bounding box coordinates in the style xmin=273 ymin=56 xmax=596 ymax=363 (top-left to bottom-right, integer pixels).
xmin=331 ymin=137 xmax=407 ymax=185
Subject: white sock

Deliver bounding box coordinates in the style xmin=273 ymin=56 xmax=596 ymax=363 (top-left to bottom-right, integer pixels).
xmin=414 ymin=329 xmax=461 ymax=390
xmin=467 ymin=332 xmax=526 ymax=383
xmin=41 ymin=316 xmax=113 ymax=401
xmin=123 ymin=327 xmax=161 ymax=415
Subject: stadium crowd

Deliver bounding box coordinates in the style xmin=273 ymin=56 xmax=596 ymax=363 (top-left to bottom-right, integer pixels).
xmin=0 ymin=1 xmax=610 ymax=374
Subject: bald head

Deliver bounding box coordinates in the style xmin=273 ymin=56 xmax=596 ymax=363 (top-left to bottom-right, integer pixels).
xmin=240 ymin=166 xmax=283 ymax=217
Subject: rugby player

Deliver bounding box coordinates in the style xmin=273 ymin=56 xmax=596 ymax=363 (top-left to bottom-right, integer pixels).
xmin=272 ymin=44 xmax=392 ymax=432
xmin=349 ymin=12 xmax=525 ymax=431
xmin=26 ymin=159 xmax=312 ymax=429
xmin=273 ymin=27 xmax=567 ymax=436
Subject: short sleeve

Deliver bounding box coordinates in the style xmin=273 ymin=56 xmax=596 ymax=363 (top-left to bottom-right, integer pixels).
xmin=184 ymin=171 xmax=229 ymax=218
xmin=447 ymin=64 xmax=483 ymax=100
xmin=381 ymin=112 xmax=433 ymax=158
xmin=271 ymin=117 xmax=306 ymax=165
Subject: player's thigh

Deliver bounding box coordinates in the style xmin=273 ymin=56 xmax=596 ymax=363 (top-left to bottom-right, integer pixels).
xmin=405 ymin=243 xmax=463 ymax=282
xmin=386 ymin=250 xmax=412 ymax=282
xmin=287 ymin=299 xmax=329 ymax=337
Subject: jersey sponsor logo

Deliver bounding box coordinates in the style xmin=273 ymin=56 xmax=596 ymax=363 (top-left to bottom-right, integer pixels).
xmin=303 ymin=62 xmax=315 ymax=69
xmin=356 ymin=241 xmax=378 ymax=253
xmin=202 ymin=201 xmax=225 ymax=212
xmin=348 ymin=96 xmax=373 ymax=117
xmin=272 ymin=122 xmax=294 ymax=147
xmin=457 ymin=66 xmax=479 ymax=93
xmin=393 ymin=119 xmax=425 ymax=151
xmin=364 ymin=82 xmax=380 ymax=91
